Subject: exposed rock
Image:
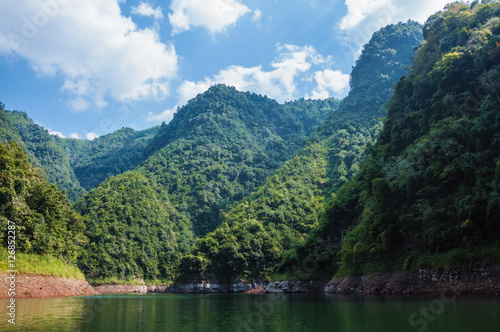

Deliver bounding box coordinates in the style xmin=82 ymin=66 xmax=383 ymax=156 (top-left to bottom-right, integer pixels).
xmin=265 ymin=280 xmax=328 ymax=293
xmin=147 ymin=284 xmax=174 ymax=293
xmin=145 ymin=282 xmax=266 ymax=293
xmin=0 ymin=273 xmax=97 ymax=299
xmin=231 ymin=283 xmax=252 ymax=293
xmin=92 ymin=283 xmax=147 ymax=294
xmin=324 ymin=266 xmax=500 ymax=295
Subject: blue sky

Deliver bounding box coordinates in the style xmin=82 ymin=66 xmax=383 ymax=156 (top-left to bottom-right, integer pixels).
xmin=0 ymin=0 xmax=452 ymax=140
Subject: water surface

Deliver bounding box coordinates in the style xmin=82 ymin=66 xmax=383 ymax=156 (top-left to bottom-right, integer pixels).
xmin=1 ymin=293 xmax=499 ymax=331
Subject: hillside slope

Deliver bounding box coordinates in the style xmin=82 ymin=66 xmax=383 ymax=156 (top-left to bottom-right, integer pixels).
xmin=76 ymin=85 xmax=339 ymax=280
xmin=189 ymin=21 xmax=424 ymax=282
xmin=56 ymin=126 xmax=159 ymax=191
xmin=303 ymin=1 xmax=500 ymax=277
xmin=0 ymin=108 xmax=85 ymax=201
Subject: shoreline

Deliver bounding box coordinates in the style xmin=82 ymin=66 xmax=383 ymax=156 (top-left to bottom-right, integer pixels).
xmin=0 ymin=273 xmax=96 ymax=299
xmin=2 ymin=265 xmax=500 ymax=298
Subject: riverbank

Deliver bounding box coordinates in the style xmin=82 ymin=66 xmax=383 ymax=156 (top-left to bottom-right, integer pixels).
xmin=3 ymin=266 xmax=500 ymax=298
xmin=0 ymin=273 xmax=97 ymax=298
xmin=323 ymin=266 xmax=500 ymax=295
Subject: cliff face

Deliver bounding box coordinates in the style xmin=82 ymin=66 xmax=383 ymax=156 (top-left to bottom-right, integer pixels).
xmin=0 ymin=273 xmax=96 ymax=299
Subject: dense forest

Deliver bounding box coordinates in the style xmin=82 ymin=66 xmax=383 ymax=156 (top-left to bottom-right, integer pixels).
xmin=0 ymin=104 xmax=158 ymax=201
xmin=289 ymin=1 xmax=500 ymax=278
xmin=55 ymin=126 xmax=159 ymax=191
xmin=75 ymin=85 xmax=340 ymax=280
xmin=0 ymin=107 xmax=85 ymax=201
xmin=1 ymin=1 xmax=500 ymax=285
xmin=0 ymin=141 xmax=85 ymax=263
xmin=188 ymin=21 xmax=424 ymax=282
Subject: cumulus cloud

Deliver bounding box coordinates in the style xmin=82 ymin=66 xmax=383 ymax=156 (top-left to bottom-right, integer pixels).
xmin=168 ymin=0 xmax=251 ymax=35
xmin=308 ymin=69 xmax=350 ymax=100
xmin=70 ymin=133 xmax=81 ymax=139
xmin=147 ymin=44 xmax=350 ymax=122
xmin=0 ymin=0 xmax=177 ymax=111
xmin=339 ymin=0 xmax=452 ymax=55
xmin=49 ymin=130 xmax=65 ymax=138
xmin=86 ymin=132 xmax=99 ymax=140
xmin=131 ymin=2 xmax=164 ymax=20
xmin=147 ymin=107 xmax=176 ymax=123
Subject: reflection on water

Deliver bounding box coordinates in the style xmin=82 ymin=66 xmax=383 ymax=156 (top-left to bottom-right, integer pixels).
xmin=1 ymin=293 xmax=500 ymax=331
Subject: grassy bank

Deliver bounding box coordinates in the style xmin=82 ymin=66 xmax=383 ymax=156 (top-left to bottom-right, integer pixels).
xmin=0 ymin=251 xmax=85 ymax=280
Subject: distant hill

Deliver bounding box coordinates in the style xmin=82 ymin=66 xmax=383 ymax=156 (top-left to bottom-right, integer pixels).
xmin=55 ymin=126 xmax=159 ymax=191
xmin=0 ymin=103 xmax=160 ymax=201
xmin=1 ymin=108 xmax=85 ymax=201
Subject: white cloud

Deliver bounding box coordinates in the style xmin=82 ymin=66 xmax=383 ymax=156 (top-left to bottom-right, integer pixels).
xmin=339 ymin=0 xmax=452 ymax=54
xmin=49 ymin=130 xmax=65 ymax=138
xmin=308 ymin=69 xmax=350 ymax=100
xmin=86 ymin=132 xmax=99 ymax=140
xmin=168 ymin=0 xmax=250 ymax=35
xmin=252 ymin=9 xmax=262 ymax=23
xmin=147 ymin=80 xmax=210 ymax=122
xmin=0 ymin=0 xmax=178 ymax=111
xmin=70 ymin=133 xmax=81 ymax=139
xmin=191 ymin=44 xmax=332 ymax=102
xmin=147 ymin=107 xmax=176 ymax=122
xmin=131 ymin=2 xmax=163 ymax=20
xmin=147 ymin=45 xmax=350 ymax=122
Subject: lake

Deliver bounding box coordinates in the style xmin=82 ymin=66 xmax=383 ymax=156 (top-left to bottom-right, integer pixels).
xmin=1 ymin=293 xmax=500 ymax=331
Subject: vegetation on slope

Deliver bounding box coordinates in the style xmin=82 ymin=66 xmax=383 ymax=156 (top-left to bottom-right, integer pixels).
xmin=301 ymin=1 xmax=500 ymax=277
xmin=139 ymin=85 xmax=339 ymax=236
xmin=75 ymin=172 xmax=193 ymax=280
xmin=56 ymin=126 xmax=159 ymax=191
xmin=1 ymin=108 xmax=85 ymax=201
xmin=0 ymin=141 xmax=86 ymax=265
xmin=188 ymin=21 xmax=424 ymax=282
xmin=75 ymin=85 xmax=339 ymax=281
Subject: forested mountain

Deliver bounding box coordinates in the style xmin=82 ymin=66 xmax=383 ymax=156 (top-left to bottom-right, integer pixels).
xmin=0 ymin=141 xmax=86 ymax=263
xmin=55 ymin=126 xmax=159 ymax=191
xmin=4 ymin=2 xmax=499 ymax=286
xmin=0 ymin=107 xmax=85 ymax=201
xmin=294 ymin=1 xmax=500 ymax=278
xmin=75 ymin=171 xmax=192 ymax=280
xmin=0 ymin=103 xmax=159 ymax=200
xmin=188 ymin=21 xmax=424 ymax=282
xmin=138 ymin=85 xmax=339 ymax=236
xmin=75 ymin=85 xmax=340 ymax=280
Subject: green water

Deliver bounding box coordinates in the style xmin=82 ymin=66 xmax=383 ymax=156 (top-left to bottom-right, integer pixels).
xmin=1 ymin=293 xmax=499 ymax=331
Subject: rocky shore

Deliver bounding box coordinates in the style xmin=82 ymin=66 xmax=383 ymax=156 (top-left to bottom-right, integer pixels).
xmin=0 ymin=273 xmax=97 ymax=299
xmin=3 ymin=266 xmax=500 ymax=298
xmin=324 ymin=266 xmax=500 ymax=295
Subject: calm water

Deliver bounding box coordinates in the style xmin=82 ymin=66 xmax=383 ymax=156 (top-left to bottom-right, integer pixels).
xmin=1 ymin=293 xmax=500 ymax=331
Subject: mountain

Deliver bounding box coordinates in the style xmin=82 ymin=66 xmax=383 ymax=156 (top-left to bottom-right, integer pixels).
xmin=139 ymin=85 xmax=339 ymax=236
xmin=190 ymin=21 xmax=424 ymax=282
xmin=298 ymin=1 xmax=500 ymax=278
xmin=0 ymin=108 xmax=86 ymax=201
xmin=55 ymin=126 xmax=159 ymax=191
xmin=0 ymin=103 xmax=160 ymax=201
xmin=0 ymin=141 xmax=86 ymax=263
xmin=75 ymin=85 xmax=339 ymax=280
xmin=75 ymin=171 xmax=192 ymax=280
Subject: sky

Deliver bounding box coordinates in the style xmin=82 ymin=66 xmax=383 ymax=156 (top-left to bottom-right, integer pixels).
xmin=0 ymin=0 xmax=453 ymax=140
